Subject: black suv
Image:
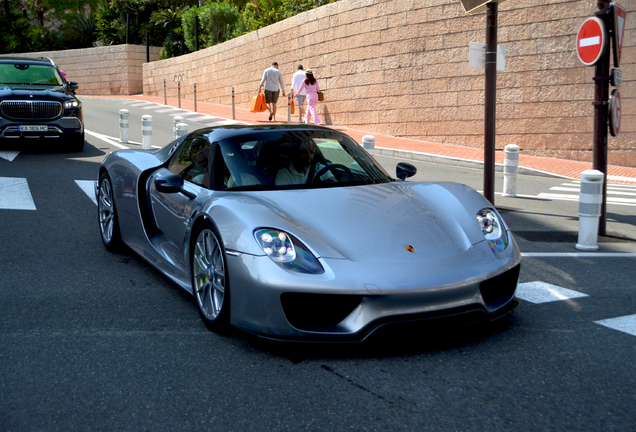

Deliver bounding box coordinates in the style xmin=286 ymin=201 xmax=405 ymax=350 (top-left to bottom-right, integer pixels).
xmin=0 ymin=56 xmax=84 ymax=151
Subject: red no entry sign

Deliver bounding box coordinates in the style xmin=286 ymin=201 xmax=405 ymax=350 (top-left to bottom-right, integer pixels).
xmin=577 ymin=17 xmax=606 ymax=66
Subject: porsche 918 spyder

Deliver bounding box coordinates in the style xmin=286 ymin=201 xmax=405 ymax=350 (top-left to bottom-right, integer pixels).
xmin=97 ymin=125 xmax=520 ymax=341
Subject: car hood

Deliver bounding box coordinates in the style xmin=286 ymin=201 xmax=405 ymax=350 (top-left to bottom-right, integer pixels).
xmin=0 ymin=86 xmax=71 ymax=100
xmin=218 ymin=182 xmax=491 ymax=262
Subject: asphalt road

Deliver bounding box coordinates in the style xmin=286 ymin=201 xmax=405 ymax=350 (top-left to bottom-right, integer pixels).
xmin=1 ymin=97 xmax=635 ymax=431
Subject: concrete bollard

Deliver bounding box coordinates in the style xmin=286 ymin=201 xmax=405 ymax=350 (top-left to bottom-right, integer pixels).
xmin=502 ymin=144 xmax=520 ymax=197
xmin=173 ymin=116 xmax=184 ymax=139
xmin=175 ymin=123 xmax=188 ymax=138
xmin=575 ymin=170 xmax=604 ymax=251
xmin=119 ymin=109 xmax=129 ymax=143
xmin=141 ymin=114 xmax=152 ymax=150
xmin=362 ymin=135 xmax=375 ymax=155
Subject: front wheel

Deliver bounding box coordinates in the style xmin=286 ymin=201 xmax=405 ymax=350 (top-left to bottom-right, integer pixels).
xmin=191 ymin=222 xmax=230 ymax=331
xmin=97 ymin=171 xmax=124 ymax=252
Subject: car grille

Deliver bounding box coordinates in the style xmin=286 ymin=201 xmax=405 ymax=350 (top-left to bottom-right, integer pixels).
xmin=0 ymin=101 xmax=63 ymax=120
xmin=479 ymin=264 xmax=521 ymax=309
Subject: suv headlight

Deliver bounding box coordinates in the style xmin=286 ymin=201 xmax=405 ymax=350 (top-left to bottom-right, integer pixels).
xmin=476 ymin=208 xmax=508 ymax=253
xmin=254 ymin=228 xmax=324 ymax=274
xmin=64 ymin=100 xmax=80 ymax=109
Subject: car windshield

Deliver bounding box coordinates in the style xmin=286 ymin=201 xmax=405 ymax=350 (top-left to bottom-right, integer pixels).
xmin=0 ymin=63 xmax=63 ymax=87
xmin=217 ymin=129 xmax=392 ymax=190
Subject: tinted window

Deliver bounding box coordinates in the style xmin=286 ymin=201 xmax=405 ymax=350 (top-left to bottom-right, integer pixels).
xmin=168 ymin=137 xmax=212 ymax=188
xmin=0 ymin=63 xmax=63 ymax=86
xmin=216 ymin=129 xmax=391 ymax=190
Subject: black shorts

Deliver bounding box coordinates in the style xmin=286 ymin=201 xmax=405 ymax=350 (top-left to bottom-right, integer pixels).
xmin=264 ymin=90 xmax=279 ymax=104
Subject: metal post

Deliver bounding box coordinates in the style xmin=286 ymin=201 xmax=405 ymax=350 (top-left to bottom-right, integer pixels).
xmin=502 ymin=144 xmax=519 ymax=197
xmin=232 ymin=87 xmax=235 ymax=120
xmin=362 ymin=135 xmax=375 ymax=156
xmin=173 ymin=116 xmax=184 ymax=139
xmin=146 ymin=32 xmax=149 ymax=63
xmin=576 ymin=170 xmax=604 ymax=250
xmin=194 ymin=83 xmax=197 ymax=112
xmin=178 ymin=80 xmax=181 ymax=108
xmin=163 ymin=79 xmax=167 ymax=105
xmin=288 ymin=95 xmax=291 ymax=123
xmin=195 ymin=15 xmax=199 ymax=52
xmin=483 ymin=3 xmax=498 ymax=205
xmin=126 ymin=13 xmax=130 ymax=45
xmin=141 ymin=115 xmax=152 ymax=149
xmin=119 ymin=109 xmax=129 ymax=143
xmin=593 ymin=0 xmax=612 ymax=235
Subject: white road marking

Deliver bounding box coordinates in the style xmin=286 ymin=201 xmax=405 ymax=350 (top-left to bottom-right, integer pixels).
xmin=0 ymin=177 xmax=36 ymax=210
xmin=75 ymin=180 xmax=98 ymax=205
xmin=595 ymin=314 xmax=636 ymax=337
xmin=538 ymin=192 xmax=636 ymax=206
xmin=549 ymin=187 xmax=636 ymax=197
xmin=85 ymin=130 xmax=161 ymax=149
xmin=522 ymin=253 xmax=636 ymax=258
xmin=0 ymin=150 xmax=20 ymax=162
xmin=516 ymin=281 xmax=588 ymax=304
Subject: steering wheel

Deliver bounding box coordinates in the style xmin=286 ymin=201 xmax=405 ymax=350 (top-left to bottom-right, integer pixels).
xmin=312 ymin=163 xmax=352 ymax=183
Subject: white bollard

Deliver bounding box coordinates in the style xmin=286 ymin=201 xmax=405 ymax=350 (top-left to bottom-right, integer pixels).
xmin=362 ymin=135 xmax=375 ymax=155
xmin=119 ymin=109 xmax=129 ymax=143
xmin=141 ymin=114 xmax=152 ymax=150
xmin=575 ymin=170 xmax=604 ymax=251
xmin=173 ymin=116 xmax=184 ymax=139
xmin=175 ymin=123 xmax=188 ymax=138
xmin=502 ymin=144 xmax=520 ymax=197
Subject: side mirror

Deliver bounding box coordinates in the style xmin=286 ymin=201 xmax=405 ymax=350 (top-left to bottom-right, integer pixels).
xmin=155 ymin=173 xmax=183 ymax=194
xmin=68 ymin=81 xmax=79 ymax=92
xmin=396 ymin=162 xmax=417 ymax=181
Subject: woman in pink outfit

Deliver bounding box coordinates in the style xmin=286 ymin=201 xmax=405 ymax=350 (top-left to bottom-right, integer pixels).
xmin=296 ymin=69 xmax=321 ymax=125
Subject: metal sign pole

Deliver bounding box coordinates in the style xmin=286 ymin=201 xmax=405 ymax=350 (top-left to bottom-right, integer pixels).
xmin=593 ymin=0 xmax=611 ymax=235
xmin=483 ymin=3 xmax=498 ymax=205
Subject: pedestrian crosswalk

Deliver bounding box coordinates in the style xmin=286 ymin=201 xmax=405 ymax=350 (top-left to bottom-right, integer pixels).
xmin=124 ymin=100 xmax=244 ymax=127
xmin=539 ymin=181 xmax=636 ymax=207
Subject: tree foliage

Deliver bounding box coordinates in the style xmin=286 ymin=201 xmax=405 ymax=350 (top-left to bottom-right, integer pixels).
xmin=182 ymin=2 xmax=241 ymax=52
xmin=1 ymin=0 xmax=339 ymax=56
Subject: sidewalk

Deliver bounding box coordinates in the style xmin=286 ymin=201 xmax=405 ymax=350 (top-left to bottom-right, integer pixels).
xmin=98 ymin=94 xmax=636 ymax=185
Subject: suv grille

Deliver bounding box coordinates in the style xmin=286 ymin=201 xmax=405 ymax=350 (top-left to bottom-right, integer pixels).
xmin=1 ymin=101 xmax=63 ymax=120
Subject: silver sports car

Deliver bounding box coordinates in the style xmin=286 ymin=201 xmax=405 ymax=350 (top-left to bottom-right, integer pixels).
xmin=97 ymin=125 xmax=520 ymax=341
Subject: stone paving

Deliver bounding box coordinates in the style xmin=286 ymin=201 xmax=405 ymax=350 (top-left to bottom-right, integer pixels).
xmin=95 ymin=94 xmax=636 ymax=185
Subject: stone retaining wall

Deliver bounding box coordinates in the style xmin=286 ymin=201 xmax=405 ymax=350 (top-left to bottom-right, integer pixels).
xmin=143 ymin=0 xmax=635 ymax=167
xmin=4 ymin=44 xmax=161 ymax=96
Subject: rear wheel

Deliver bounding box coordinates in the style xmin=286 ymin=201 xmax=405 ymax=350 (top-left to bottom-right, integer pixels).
xmin=191 ymin=222 xmax=230 ymax=331
xmin=97 ymin=171 xmax=123 ymax=252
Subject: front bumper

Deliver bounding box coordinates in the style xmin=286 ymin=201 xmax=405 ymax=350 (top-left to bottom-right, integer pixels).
xmin=0 ymin=116 xmax=83 ymax=140
xmin=227 ymin=241 xmax=521 ymax=341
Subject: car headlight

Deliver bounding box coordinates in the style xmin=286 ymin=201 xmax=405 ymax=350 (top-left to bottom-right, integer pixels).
xmin=476 ymin=208 xmax=508 ymax=253
xmin=64 ymin=100 xmax=80 ymax=109
xmin=254 ymin=228 xmax=324 ymax=274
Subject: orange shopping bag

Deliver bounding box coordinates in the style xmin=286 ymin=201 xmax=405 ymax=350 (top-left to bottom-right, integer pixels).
xmin=290 ymin=99 xmax=295 ymax=115
xmin=256 ymin=94 xmax=267 ymax=112
xmin=249 ymin=94 xmax=261 ymax=113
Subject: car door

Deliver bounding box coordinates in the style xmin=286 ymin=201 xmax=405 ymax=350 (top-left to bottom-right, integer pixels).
xmin=148 ymin=136 xmax=212 ymax=267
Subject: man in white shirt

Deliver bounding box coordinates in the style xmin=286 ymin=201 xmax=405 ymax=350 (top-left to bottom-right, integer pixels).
xmin=259 ymin=62 xmax=285 ymax=121
xmin=290 ymin=65 xmax=306 ymax=123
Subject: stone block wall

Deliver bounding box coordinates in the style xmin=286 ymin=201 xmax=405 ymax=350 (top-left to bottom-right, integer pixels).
xmin=144 ymin=0 xmax=635 ymax=167
xmin=4 ymin=45 xmax=161 ymax=96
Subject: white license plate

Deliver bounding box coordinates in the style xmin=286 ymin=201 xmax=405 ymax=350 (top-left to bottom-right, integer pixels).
xmin=19 ymin=125 xmax=48 ymax=132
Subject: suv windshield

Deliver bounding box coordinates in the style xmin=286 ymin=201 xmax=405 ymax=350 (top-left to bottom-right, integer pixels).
xmin=0 ymin=63 xmax=63 ymax=87
xmin=218 ymin=129 xmax=392 ymax=190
